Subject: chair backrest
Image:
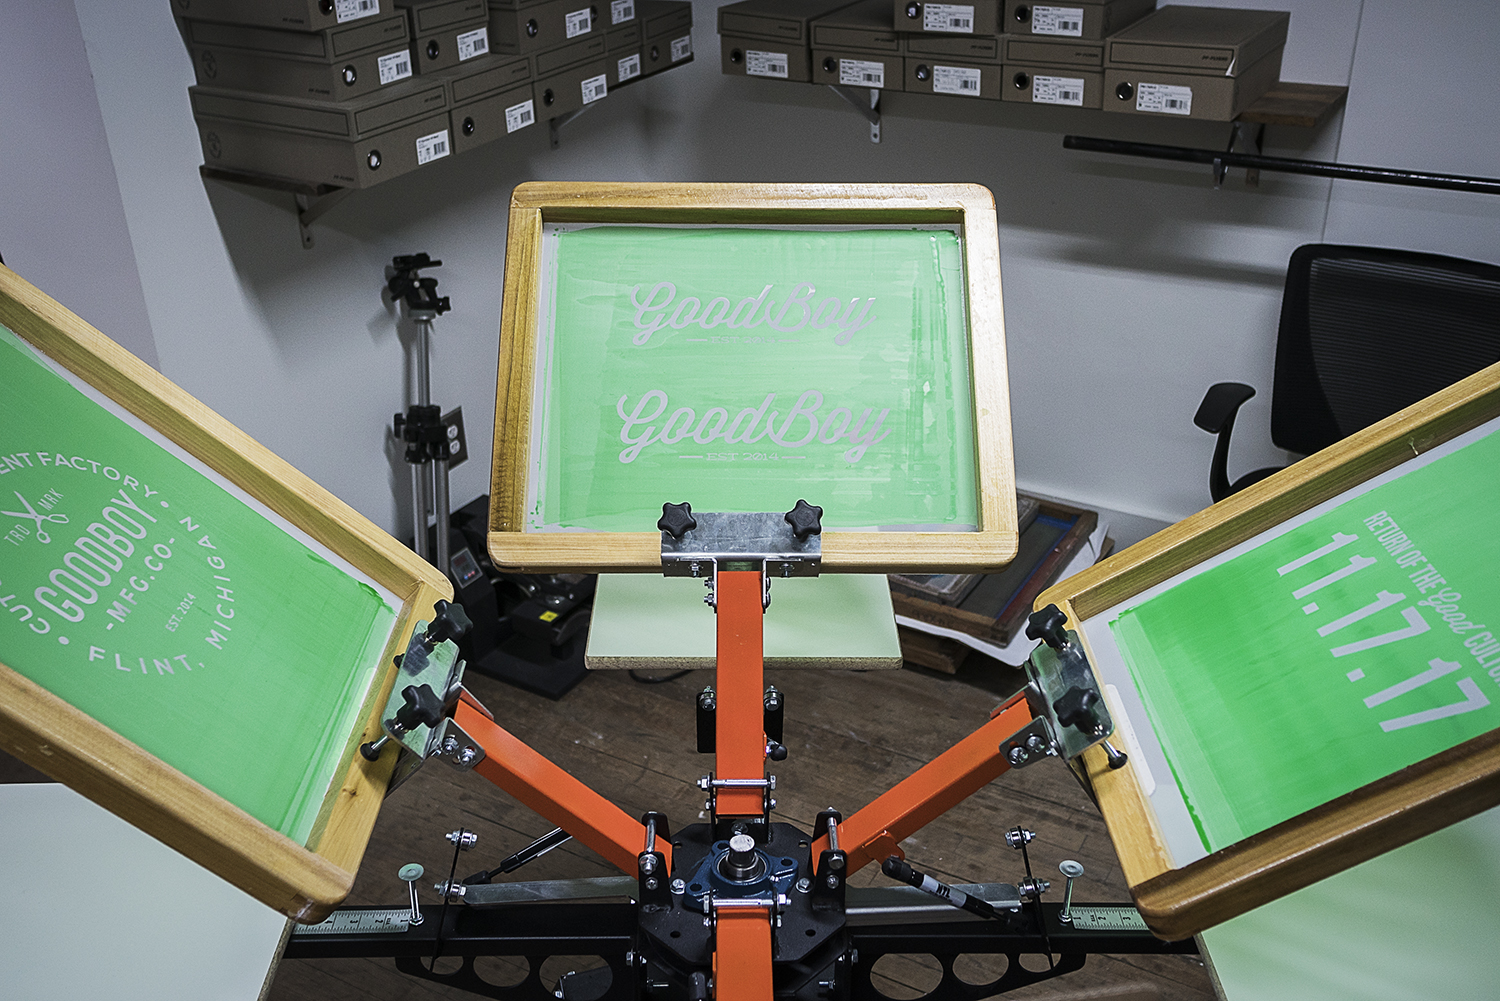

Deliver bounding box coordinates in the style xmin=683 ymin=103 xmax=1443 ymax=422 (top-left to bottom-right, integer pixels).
xmin=1270 ymin=244 xmax=1500 ymax=456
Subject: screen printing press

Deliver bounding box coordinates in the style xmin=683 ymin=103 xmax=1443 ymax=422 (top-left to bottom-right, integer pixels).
xmin=3 ymin=182 xmax=1499 ymax=1001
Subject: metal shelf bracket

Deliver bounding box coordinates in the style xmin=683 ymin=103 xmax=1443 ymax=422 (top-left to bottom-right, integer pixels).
xmin=294 ymin=189 xmax=353 ymax=249
xmin=828 ymin=85 xmax=881 ymax=143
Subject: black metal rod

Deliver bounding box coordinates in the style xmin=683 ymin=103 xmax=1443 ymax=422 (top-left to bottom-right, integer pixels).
xmin=1063 ymin=135 xmax=1500 ymax=197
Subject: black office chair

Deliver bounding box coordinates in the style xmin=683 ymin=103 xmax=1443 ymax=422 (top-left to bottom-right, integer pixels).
xmin=1194 ymin=244 xmax=1500 ymax=502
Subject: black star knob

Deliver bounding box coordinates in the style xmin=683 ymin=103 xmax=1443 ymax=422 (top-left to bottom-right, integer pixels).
xmin=784 ymin=499 xmax=823 ymax=541
xmin=423 ymin=599 xmax=472 ymax=648
xmin=1053 ymin=686 xmax=1101 ymax=733
xmin=658 ymin=502 xmax=697 ymax=540
xmin=1025 ymin=603 xmax=1069 ymax=651
xmin=394 ymin=683 xmax=445 ymax=732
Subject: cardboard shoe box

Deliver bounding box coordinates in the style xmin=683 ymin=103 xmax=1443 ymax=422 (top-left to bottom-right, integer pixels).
xmin=532 ymin=56 xmax=610 ymax=116
xmin=190 ymin=78 xmax=451 ymax=188
xmin=642 ymin=23 xmax=694 ymax=78
xmin=1104 ymin=6 xmax=1289 ymax=76
xmin=534 ymin=32 xmax=608 ymax=76
xmin=397 ymin=0 xmax=493 ymax=73
xmin=1102 ymin=43 xmax=1281 ymax=119
xmin=1002 ymin=33 xmax=1102 ymax=68
xmin=171 ymin=0 xmax=385 ymax=32
xmin=810 ymin=0 xmax=902 ymax=55
xmin=1003 ymin=0 xmax=1155 ymax=41
xmin=489 ymin=0 xmax=604 ymax=55
xmin=905 ymin=32 xmax=1000 ymax=63
xmin=718 ymin=0 xmax=862 ymax=46
xmin=812 ymin=51 xmax=905 ymax=90
xmin=904 ymin=56 xmax=1000 ymax=97
xmin=893 ymin=1 xmax=1002 ymax=36
xmin=183 ymin=13 xmax=416 ymax=100
xmin=720 ymin=35 xmax=808 ymax=82
xmin=447 ymin=53 xmax=536 ymax=152
xmin=1001 ymin=65 xmax=1102 ymax=106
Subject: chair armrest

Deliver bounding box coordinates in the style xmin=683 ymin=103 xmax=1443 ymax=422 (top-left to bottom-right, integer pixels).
xmin=1194 ymin=383 xmax=1256 ymax=435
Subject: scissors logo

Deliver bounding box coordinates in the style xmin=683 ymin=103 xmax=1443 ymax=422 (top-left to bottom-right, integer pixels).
xmin=2 ymin=491 xmax=69 ymax=544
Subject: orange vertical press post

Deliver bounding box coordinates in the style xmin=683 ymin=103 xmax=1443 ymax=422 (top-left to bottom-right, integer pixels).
xmin=714 ymin=568 xmax=768 ymax=818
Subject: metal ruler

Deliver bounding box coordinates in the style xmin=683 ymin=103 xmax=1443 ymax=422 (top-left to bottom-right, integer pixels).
xmin=293 ymin=909 xmax=412 ymax=936
xmin=1067 ymin=906 xmax=1148 ymax=931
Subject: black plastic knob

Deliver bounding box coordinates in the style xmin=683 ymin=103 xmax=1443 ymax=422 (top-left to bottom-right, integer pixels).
xmin=1015 ymin=5 xmax=1031 ymax=22
xmin=424 ymin=599 xmax=472 ymax=648
xmin=784 ymin=499 xmax=823 ymax=541
xmin=1013 ymin=72 xmax=1030 ymax=89
xmin=1116 ymin=81 xmax=1134 ymax=101
xmin=767 ymin=740 xmax=788 ymax=762
xmin=658 ymin=502 xmax=697 ymax=540
xmin=1053 ymin=686 xmax=1100 ymax=732
xmin=342 ymin=64 xmax=357 ymax=86
xmin=367 ymin=149 xmax=382 ymax=170
xmin=915 ymin=64 xmax=930 ymax=82
xmin=1025 ymin=603 xmax=1069 ymax=651
xmin=730 ymin=48 xmax=742 ymax=64
xmin=543 ymin=88 xmax=555 ymax=105
xmin=526 ymin=18 xmax=538 ymax=37
xmin=394 ymin=683 xmax=445 ymax=731
xmin=823 ymin=57 xmax=836 ymax=73
xmin=462 ymin=116 xmax=475 ymax=136
xmin=427 ymin=39 xmax=440 ymax=59
xmin=904 ymin=3 xmax=921 ymax=20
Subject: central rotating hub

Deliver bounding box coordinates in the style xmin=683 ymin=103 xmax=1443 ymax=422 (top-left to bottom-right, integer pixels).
xmin=718 ymin=833 xmax=767 ymax=883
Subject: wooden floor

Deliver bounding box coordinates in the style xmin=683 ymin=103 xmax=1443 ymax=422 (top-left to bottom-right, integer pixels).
xmin=267 ymin=661 xmax=1217 ymax=1001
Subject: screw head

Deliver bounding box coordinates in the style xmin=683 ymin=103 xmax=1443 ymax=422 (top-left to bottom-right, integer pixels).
xmin=399 ymin=863 xmax=424 ymax=882
xmin=826 ymin=874 xmax=840 ymax=889
xmin=640 ymin=854 xmax=658 ymax=874
xmin=671 ymin=878 xmax=687 ymax=894
xmin=1059 ymin=859 xmax=1085 ymax=879
xmin=796 ymin=878 xmax=811 ymax=893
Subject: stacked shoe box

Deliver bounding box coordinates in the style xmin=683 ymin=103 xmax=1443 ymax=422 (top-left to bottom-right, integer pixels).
xmin=1102 ymin=6 xmax=1287 ymax=120
xmin=895 ymin=0 xmax=1001 ymax=98
xmin=637 ymin=1 xmax=695 ymax=82
xmin=490 ymin=0 xmax=612 ymax=119
xmin=1000 ymin=0 xmax=1155 ymax=108
xmin=182 ymin=0 xmax=529 ymax=187
xmin=717 ymin=0 xmax=860 ymax=84
xmin=810 ymin=0 xmax=904 ymax=93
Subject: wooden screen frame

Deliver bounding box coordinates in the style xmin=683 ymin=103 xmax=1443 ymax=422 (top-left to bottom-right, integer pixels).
xmin=0 ymin=266 xmax=452 ymax=923
xmin=1039 ymin=361 xmax=1500 ymax=941
xmin=489 ymin=181 xmax=1019 ymax=574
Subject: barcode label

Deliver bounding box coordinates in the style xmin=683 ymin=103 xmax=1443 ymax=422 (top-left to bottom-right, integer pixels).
xmin=617 ymin=53 xmax=641 ymax=81
xmin=505 ymin=98 xmax=535 ymax=132
xmin=581 ymin=73 xmax=608 ymax=104
xmin=923 ymin=4 xmax=974 ymax=33
xmin=1032 ymin=74 xmax=1084 ymax=106
xmin=932 ymin=64 xmax=982 ymax=95
xmin=670 ymin=34 xmax=691 ymax=62
xmin=611 ymin=0 xmax=635 ymax=24
xmin=839 ymin=58 xmax=885 ymax=88
xmin=457 ymin=27 xmax=488 ymax=61
xmin=377 ymin=49 xmax=411 ymax=85
xmin=745 ymin=50 xmax=788 ymax=78
xmin=565 ymin=8 xmax=592 ymax=37
xmin=1136 ymin=82 xmax=1192 ymax=115
xmin=1032 ymin=6 xmax=1084 ymax=37
xmin=415 ymin=129 xmax=449 ymax=164
xmin=334 ymin=0 xmax=378 ymax=23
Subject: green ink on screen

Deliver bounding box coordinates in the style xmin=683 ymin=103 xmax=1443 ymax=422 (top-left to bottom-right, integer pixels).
xmin=1111 ymin=427 xmax=1500 ymax=853
xmin=0 ymin=325 xmax=396 ymax=844
xmin=530 ymin=226 xmax=978 ymax=532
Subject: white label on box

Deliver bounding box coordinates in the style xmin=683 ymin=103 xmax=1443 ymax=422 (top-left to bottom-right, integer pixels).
xmin=581 ymin=73 xmax=608 ymax=103
xmin=932 ymin=64 xmax=982 ymax=95
xmin=1032 ymin=5 xmax=1084 ymax=36
xmin=457 ymin=27 xmax=488 ymax=61
xmin=745 ymin=50 xmax=789 ymax=78
xmin=565 ymin=8 xmax=592 ymax=37
xmin=617 ymin=52 xmax=641 ymax=81
xmin=335 ymin=0 xmax=379 ymax=24
xmin=611 ymin=0 xmax=635 ymax=24
xmin=1032 ymin=74 xmax=1085 ymax=106
xmin=670 ymin=34 xmax=692 ymax=62
xmin=415 ymin=129 xmax=449 ymax=164
xmin=839 ymin=58 xmax=885 ymax=88
xmin=923 ymin=4 xmax=974 ymax=33
xmin=1136 ymin=82 xmax=1193 ymax=115
xmin=505 ymin=98 xmax=535 ymax=132
xmin=377 ymin=49 xmax=411 ymax=85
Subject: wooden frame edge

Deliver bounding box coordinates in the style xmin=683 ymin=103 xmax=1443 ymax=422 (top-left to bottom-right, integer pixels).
xmin=487 ymin=181 xmax=1019 ymax=574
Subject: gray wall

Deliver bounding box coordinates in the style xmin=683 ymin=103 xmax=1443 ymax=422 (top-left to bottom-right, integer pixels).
xmin=9 ymin=0 xmax=1496 ymax=536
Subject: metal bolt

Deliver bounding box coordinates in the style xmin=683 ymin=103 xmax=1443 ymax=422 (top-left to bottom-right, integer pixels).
xmin=446 ymin=830 xmax=477 ymax=850
xmin=796 ymin=878 xmax=811 ymax=893
xmin=830 ymin=854 xmax=845 ymax=871
xmin=671 ymin=878 xmax=687 ymax=894
xmin=1004 ymin=828 xmax=1036 ymax=849
xmin=443 ymin=735 xmax=459 ymax=755
xmin=1059 ymin=860 xmax=1084 ymax=923
xmin=457 ymin=746 xmax=478 ymax=765
xmin=1026 ymin=734 xmax=1047 ymax=753
xmin=398 ymin=863 xmax=425 ymax=926
xmin=697 ymin=776 xmax=711 ymax=791
xmin=640 ymin=854 xmax=658 ymax=875
xmin=826 ymin=874 xmax=839 ymax=889
xmin=1007 ymin=746 xmax=1027 ymax=766
xmin=645 ymin=877 xmax=659 ymax=890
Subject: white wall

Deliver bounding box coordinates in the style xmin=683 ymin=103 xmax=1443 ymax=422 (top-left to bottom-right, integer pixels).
xmin=11 ymin=0 xmax=1495 ymax=537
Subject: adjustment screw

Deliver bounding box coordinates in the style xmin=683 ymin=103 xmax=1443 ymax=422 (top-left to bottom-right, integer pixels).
xmin=796 ymin=878 xmax=811 ymax=893
xmin=399 ymin=863 xmax=425 ymax=926
xmin=671 ymin=878 xmax=686 ymax=894
xmin=640 ymin=854 xmax=658 ymax=875
xmin=1059 ymin=860 xmax=1084 ymax=923
xmin=826 ymin=874 xmax=840 ymax=889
